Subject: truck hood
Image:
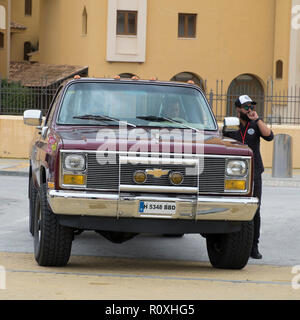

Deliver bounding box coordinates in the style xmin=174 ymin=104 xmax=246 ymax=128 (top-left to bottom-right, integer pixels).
xmin=55 ymin=127 xmax=252 ymax=156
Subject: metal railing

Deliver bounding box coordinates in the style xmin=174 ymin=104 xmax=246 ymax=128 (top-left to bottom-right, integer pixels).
xmin=0 ymin=78 xmax=300 ymax=125
xmin=205 ymin=79 xmax=300 ymax=125
xmin=0 ymin=79 xmax=59 ymax=115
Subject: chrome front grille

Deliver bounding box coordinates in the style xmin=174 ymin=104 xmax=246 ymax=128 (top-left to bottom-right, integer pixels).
xmin=120 ymin=163 xmax=198 ymax=188
xmin=86 ymin=153 xmax=119 ymax=190
xmin=199 ymin=157 xmax=225 ymax=193
xmin=86 ymin=153 xmax=226 ymax=194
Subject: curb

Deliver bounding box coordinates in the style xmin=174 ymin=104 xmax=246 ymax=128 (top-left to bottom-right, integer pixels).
xmin=0 ymin=170 xmax=28 ymax=177
xmin=262 ymin=179 xmax=300 ymax=188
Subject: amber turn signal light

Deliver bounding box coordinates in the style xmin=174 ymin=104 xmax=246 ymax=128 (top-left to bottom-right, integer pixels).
xmin=63 ymin=174 xmax=85 ymax=185
xmin=225 ymin=180 xmax=246 ymax=190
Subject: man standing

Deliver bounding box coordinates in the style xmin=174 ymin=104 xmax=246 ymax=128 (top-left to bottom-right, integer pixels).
xmin=223 ymin=95 xmax=274 ymax=259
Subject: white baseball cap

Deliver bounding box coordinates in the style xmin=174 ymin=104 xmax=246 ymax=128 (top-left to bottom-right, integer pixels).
xmin=235 ymin=95 xmax=257 ymax=107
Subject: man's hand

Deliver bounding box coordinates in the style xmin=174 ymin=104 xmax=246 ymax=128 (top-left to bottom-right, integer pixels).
xmin=247 ymin=110 xmax=259 ymax=121
xmin=248 ymin=110 xmax=272 ymax=137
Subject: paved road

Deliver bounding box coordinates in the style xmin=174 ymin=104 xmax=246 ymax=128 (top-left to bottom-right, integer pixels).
xmin=1 ymin=252 xmax=299 ymax=300
xmin=0 ymin=175 xmax=299 ymax=300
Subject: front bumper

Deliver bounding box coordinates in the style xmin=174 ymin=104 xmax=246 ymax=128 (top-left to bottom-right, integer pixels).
xmin=48 ymin=190 xmax=258 ymax=222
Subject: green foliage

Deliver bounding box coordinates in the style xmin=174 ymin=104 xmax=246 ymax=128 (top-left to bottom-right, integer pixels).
xmin=0 ymin=79 xmax=35 ymax=114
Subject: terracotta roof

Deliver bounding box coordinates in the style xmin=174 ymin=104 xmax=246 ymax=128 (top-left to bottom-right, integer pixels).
xmin=10 ymin=22 xmax=27 ymax=30
xmin=9 ymin=62 xmax=89 ymax=87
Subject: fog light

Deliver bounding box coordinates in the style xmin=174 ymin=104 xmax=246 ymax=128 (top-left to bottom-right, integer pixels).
xmin=169 ymin=172 xmax=184 ymax=185
xmin=133 ymin=171 xmax=147 ymax=184
xmin=63 ymin=174 xmax=85 ymax=185
xmin=225 ymin=180 xmax=246 ymax=191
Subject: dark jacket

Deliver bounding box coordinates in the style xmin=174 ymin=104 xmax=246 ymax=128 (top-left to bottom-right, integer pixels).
xmin=223 ymin=120 xmax=274 ymax=178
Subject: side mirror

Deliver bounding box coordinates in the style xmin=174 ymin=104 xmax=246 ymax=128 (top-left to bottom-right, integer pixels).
xmin=23 ymin=110 xmax=42 ymax=126
xmin=223 ymin=117 xmax=240 ymax=132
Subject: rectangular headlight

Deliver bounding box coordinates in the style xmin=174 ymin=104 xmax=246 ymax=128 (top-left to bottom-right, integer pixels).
xmin=225 ymin=160 xmax=247 ymax=177
xmin=64 ymin=154 xmax=86 ymax=171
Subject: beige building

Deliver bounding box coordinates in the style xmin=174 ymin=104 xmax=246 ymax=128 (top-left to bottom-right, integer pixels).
xmin=1 ymin=0 xmax=300 ymax=165
xmin=39 ymin=1 xmax=293 ymax=86
xmin=1 ymin=0 xmax=299 ymax=117
xmin=36 ymin=0 xmax=300 ymax=118
xmin=0 ymin=0 xmax=10 ymax=78
xmin=0 ymin=0 xmax=39 ymax=78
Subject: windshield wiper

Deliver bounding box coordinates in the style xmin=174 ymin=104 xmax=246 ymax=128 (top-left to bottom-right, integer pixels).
xmin=137 ymin=116 xmax=170 ymax=122
xmin=73 ymin=114 xmax=136 ymax=127
xmin=136 ymin=116 xmax=200 ymax=132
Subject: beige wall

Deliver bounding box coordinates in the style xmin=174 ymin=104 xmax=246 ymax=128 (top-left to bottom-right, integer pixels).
xmin=0 ymin=116 xmax=36 ymax=158
xmin=0 ymin=0 xmax=40 ymax=76
xmin=260 ymin=125 xmax=300 ymax=168
xmin=39 ymin=0 xmax=292 ymax=93
xmin=289 ymin=0 xmax=300 ymax=89
xmin=10 ymin=0 xmax=40 ymax=61
xmin=0 ymin=0 xmax=9 ymax=78
xmin=1 ymin=116 xmax=299 ymax=170
xmin=39 ymin=0 xmax=106 ymax=69
xmin=273 ymin=0 xmax=292 ymax=94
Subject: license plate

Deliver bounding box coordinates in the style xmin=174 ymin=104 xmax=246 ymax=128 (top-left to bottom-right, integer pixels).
xmin=139 ymin=201 xmax=176 ymax=215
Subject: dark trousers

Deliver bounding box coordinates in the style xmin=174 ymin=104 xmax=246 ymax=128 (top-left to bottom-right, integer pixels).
xmin=253 ymin=175 xmax=262 ymax=247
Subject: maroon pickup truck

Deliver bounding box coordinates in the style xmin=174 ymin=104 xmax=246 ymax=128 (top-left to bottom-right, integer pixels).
xmin=23 ymin=77 xmax=258 ymax=269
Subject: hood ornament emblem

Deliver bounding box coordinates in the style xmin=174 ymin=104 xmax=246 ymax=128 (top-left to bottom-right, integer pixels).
xmin=146 ymin=168 xmax=169 ymax=178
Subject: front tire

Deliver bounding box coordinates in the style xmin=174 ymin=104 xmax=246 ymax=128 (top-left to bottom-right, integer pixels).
xmin=206 ymin=221 xmax=254 ymax=269
xmin=29 ymin=177 xmax=38 ymax=236
xmin=34 ymin=183 xmax=73 ymax=266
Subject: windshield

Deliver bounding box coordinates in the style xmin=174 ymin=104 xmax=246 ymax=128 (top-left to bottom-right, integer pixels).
xmin=57 ymin=82 xmax=217 ymax=130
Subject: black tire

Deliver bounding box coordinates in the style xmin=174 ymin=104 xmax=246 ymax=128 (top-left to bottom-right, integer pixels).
xmin=29 ymin=177 xmax=38 ymax=236
xmin=206 ymin=221 xmax=254 ymax=270
xmin=34 ymin=183 xmax=73 ymax=266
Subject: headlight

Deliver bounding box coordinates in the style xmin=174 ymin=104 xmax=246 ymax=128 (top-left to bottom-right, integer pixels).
xmin=226 ymin=160 xmax=247 ymax=176
xmin=64 ymin=154 xmax=86 ymax=171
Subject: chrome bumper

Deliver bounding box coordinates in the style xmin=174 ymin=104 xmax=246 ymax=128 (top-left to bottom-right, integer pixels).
xmin=48 ymin=190 xmax=259 ymax=221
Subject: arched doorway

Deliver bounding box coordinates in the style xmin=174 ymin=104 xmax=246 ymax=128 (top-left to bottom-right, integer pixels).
xmin=171 ymin=72 xmax=205 ymax=92
xmin=226 ymin=74 xmax=265 ymax=118
xmin=24 ymin=41 xmax=32 ymax=61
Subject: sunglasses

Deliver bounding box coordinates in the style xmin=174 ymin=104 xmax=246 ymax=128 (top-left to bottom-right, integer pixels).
xmin=243 ymin=105 xmax=254 ymax=111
